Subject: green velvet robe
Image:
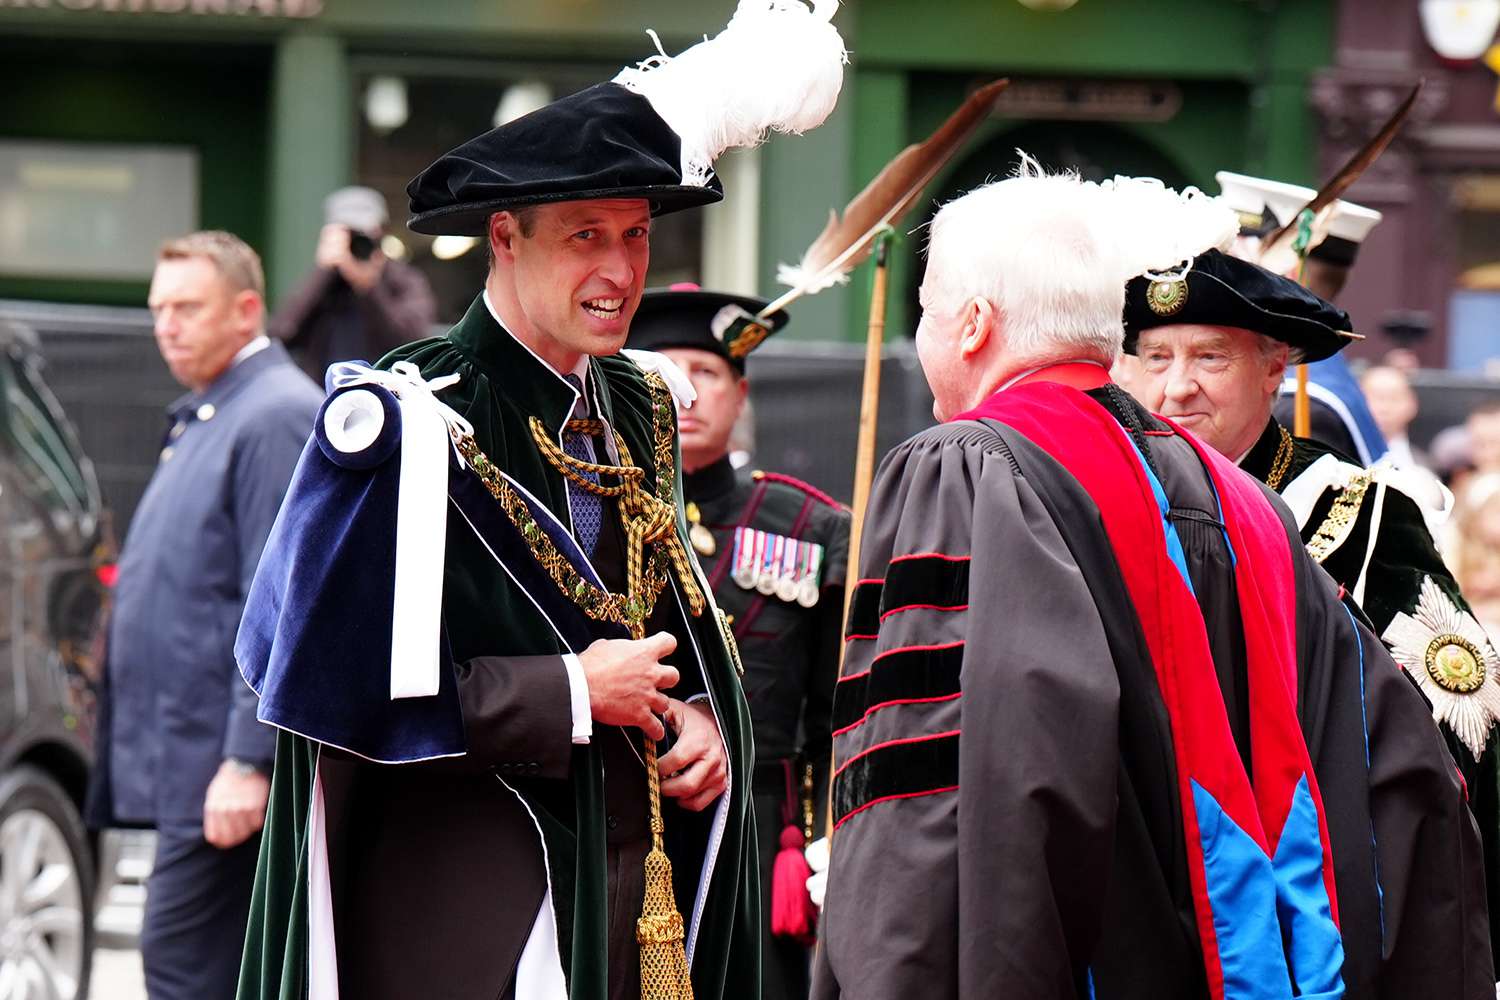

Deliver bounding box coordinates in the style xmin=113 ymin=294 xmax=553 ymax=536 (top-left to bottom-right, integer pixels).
xmin=237 ymin=295 xmax=759 ymax=999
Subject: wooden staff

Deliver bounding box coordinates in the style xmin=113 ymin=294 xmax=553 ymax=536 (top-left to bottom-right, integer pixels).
xmin=1294 ymin=364 xmax=1311 ymax=438
xmin=842 ymin=231 xmax=894 ymax=629
xmin=1292 ymin=212 xmax=1315 ymax=437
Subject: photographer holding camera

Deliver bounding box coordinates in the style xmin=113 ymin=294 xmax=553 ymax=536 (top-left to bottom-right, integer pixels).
xmin=270 ymin=186 xmax=436 ymax=380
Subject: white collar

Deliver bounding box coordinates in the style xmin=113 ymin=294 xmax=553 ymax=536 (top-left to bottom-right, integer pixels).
xmin=232 ymin=334 xmax=270 ymax=367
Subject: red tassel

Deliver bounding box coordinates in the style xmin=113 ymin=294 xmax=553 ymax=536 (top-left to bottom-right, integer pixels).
xmin=769 ymin=823 xmax=817 ymax=944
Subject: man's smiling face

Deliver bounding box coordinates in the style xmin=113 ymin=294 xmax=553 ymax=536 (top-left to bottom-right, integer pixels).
xmin=1132 ymin=324 xmax=1289 ymax=459
xmin=500 ymin=199 xmax=652 ymax=369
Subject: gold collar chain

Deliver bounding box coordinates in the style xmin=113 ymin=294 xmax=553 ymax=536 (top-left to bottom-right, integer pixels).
xmin=1266 ymin=424 xmax=1295 ymax=491
xmin=453 ymin=372 xmax=703 ymax=640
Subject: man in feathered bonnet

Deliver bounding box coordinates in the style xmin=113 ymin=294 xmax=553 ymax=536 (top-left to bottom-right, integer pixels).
xmin=234 ymin=4 xmax=846 ymax=998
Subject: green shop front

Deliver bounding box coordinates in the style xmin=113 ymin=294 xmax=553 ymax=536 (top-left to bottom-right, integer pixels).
xmin=0 ymin=0 xmax=1332 ymax=334
xmin=0 ymin=0 xmax=1333 ymax=512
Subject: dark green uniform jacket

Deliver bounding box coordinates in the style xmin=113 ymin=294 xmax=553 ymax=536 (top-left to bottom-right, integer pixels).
xmin=684 ymin=457 xmax=849 ymax=1000
xmin=1242 ymin=416 xmax=1500 ymax=965
xmin=237 ymin=295 xmax=759 ymax=1000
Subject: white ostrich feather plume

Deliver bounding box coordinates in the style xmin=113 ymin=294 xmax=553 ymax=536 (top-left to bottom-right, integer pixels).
xmin=1102 ymin=176 xmax=1239 ymax=285
xmin=613 ymin=0 xmax=847 ymax=187
xmin=1382 ymin=575 xmax=1500 ymax=760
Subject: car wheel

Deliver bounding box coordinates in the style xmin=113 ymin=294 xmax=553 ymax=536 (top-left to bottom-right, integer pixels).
xmin=0 ymin=766 xmax=94 ymax=1000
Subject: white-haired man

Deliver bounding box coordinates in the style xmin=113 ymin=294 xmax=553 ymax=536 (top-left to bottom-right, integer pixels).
xmin=811 ymin=169 xmax=1490 ymax=1000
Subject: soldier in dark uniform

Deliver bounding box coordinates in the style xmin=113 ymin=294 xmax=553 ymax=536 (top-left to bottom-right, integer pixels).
xmin=1124 ymin=247 xmax=1500 ymax=967
xmin=628 ymin=284 xmax=850 ymax=1000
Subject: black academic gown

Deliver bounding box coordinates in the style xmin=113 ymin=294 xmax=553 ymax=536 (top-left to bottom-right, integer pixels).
xmin=812 ymin=382 xmax=1490 ymax=1000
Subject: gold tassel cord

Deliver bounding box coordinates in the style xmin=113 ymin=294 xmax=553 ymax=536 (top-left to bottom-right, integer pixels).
xmin=639 ymin=735 xmax=694 ymax=999
xmin=456 ymin=373 xmax=700 ymax=998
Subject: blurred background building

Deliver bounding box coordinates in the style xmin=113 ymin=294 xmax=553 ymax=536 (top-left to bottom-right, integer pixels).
xmin=0 ymin=0 xmax=1334 ymax=512
xmin=2 ymin=0 xmax=1500 ymax=510
xmin=4 ymin=5 xmax=1500 ymax=996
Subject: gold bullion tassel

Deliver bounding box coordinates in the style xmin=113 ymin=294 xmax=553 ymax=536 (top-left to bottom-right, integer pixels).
xmin=639 ymin=735 xmax=694 ymax=999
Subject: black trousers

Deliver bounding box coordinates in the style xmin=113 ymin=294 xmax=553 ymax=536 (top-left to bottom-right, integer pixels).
xmin=607 ymin=837 xmax=649 ymax=1000
xmin=141 ymin=823 xmax=260 ymax=1000
xmin=754 ymin=787 xmax=812 ymax=1000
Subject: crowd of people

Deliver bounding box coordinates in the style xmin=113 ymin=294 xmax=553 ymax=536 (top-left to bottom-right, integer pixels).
xmin=80 ymin=5 xmax=1500 ymax=1000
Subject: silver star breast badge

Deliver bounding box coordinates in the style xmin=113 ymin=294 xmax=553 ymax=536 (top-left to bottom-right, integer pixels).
xmin=1383 ymin=576 xmax=1500 ymax=760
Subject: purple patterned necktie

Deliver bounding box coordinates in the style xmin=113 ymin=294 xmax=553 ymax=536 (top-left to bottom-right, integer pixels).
xmin=562 ymin=375 xmax=604 ymax=556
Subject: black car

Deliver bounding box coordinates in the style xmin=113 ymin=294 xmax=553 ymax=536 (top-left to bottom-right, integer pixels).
xmin=0 ymin=319 xmax=109 ymax=1000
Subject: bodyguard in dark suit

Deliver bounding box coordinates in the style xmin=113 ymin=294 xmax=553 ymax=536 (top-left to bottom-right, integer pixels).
xmin=85 ymin=231 xmax=320 ymax=1000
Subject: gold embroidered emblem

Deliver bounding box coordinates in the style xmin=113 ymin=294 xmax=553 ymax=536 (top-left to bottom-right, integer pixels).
xmin=1146 ymin=279 xmax=1188 ymax=316
xmin=1426 ymin=634 xmax=1486 ymax=694
xmin=727 ymin=320 xmax=771 ymax=359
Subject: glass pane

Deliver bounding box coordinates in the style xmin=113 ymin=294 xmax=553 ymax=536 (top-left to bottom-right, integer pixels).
xmin=0 ymin=140 xmax=199 ymax=281
xmin=0 ymin=351 xmax=91 ymax=519
xmin=1447 ymin=175 xmax=1500 ymax=373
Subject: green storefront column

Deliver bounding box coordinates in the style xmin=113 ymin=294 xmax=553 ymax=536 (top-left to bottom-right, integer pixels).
xmin=267 ymin=31 xmax=352 ymax=305
xmin=846 ymin=70 xmax=911 ymax=345
xmin=757 ymin=90 xmax=856 ymax=344
xmin=1242 ymin=0 xmax=1336 ymax=186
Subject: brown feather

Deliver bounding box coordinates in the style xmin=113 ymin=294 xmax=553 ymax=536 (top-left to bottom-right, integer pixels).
xmin=1257 ymin=81 xmax=1422 ymax=265
xmin=764 ymin=79 xmax=1009 ymax=316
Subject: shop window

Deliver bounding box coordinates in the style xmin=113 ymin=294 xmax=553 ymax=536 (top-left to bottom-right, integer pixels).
xmin=1448 ymin=174 xmax=1500 ymax=374
xmin=0 ymin=140 xmax=198 ymax=282
xmin=353 ymin=67 xmax=704 ymax=325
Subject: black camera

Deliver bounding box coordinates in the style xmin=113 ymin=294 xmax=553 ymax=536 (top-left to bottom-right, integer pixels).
xmin=348 ymin=230 xmax=377 ymax=261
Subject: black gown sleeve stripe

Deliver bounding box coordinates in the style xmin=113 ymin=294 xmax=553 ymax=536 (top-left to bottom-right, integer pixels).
xmin=832 ymin=729 xmax=962 ymax=831
xmin=846 ymin=580 xmax=884 ymax=640
xmin=831 ymin=641 xmax=966 ymax=737
xmin=879 ymin=554 xmax=971 ymax=619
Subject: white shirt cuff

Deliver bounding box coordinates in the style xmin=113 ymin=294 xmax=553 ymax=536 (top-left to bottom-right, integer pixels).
xmin=562 ymin=653 xmax=592 ymax=744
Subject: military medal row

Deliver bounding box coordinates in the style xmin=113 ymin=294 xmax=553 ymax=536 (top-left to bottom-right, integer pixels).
xmin=730 ymin=526 xmax=823 ymax=607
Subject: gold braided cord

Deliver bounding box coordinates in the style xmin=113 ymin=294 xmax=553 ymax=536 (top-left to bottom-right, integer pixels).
xmin=1266 ymin=425 xmax=1296 ymax=491
xmin=533 ymin=417 xmax=645 ymax=495
xmin=457 ymin=371 xmax=699 ymax=998
xmin=527 ymin=413 xmax=705 ymax=623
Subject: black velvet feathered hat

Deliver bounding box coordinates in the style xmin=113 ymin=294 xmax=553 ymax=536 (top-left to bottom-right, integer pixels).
xmin=407 ymin=1 xmax=848 ymax=238
xmin=1123 ymin=248 xmax=1357 ymax=363
xmin=626 ymin=284 xmax=789 ymax=373
xmin=407 ymin=84 xmax=723 ymax=236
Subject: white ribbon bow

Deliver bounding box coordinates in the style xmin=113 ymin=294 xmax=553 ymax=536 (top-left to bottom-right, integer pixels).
xmin=324 ymin=361 xmax=471 ymax=701
xmin=621 ymin=349 xmax=697 ymax=411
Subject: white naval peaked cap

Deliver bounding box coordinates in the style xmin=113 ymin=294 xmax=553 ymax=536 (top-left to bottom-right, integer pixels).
xmin=1215 ymin=170 xmax=1383 ymax=245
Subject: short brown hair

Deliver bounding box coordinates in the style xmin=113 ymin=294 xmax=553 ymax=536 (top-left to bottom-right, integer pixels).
xmin=158 ymin=230 xmax=265 ymax=298
xmin=484 ymin=208 xmax=540 ymax=272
